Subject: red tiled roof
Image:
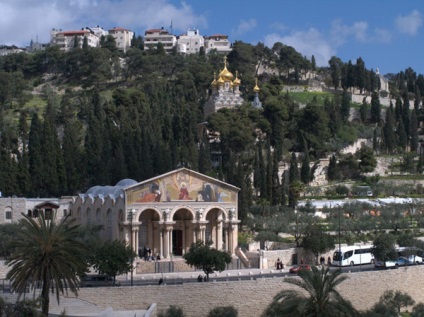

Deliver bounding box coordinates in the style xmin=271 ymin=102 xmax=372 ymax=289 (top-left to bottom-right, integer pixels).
xmin=60 ymin=30 xmax=89 ymax=36
xmin=145 ymin=29 xmax=170 ymax=34
xmin=110 ymin=27 xmax=129 ymax=31
xmin=206 ymin=34 xmax=228 ymax=39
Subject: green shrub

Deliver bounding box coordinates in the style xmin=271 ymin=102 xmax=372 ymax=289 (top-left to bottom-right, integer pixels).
xmin=208 ymin=306 xmax=238 ymax=317
xmin=158 ymin=305 xmax=185 ymax=317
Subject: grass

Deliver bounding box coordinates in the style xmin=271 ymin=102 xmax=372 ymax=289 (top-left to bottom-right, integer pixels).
xmin=285 ymin=91 xmax=333 ymax=105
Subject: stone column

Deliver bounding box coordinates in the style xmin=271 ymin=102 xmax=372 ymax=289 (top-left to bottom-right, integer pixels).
xmin=217 ymin=221 xmax=222 ymax=250
xmin=164 ymin=228 xmax=170 ymax=258
xmin=159 ymin=228 xmax=164 ymax=258
xmin=134 ymin=227 xmax=139 ymax=254
xmin=169 ymin=228 xmax=173 ymax=256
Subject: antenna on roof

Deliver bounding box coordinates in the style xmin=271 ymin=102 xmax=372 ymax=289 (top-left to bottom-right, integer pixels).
xmin=170 ymin=20 xmax=173 ymax=34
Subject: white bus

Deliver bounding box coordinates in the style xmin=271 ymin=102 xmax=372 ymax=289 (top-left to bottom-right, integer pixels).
xmin=333 ymin=245 xmax=374 ymax=266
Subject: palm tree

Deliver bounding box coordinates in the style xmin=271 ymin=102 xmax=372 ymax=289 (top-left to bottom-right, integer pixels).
xmin=262 ymin=266 xmax=359 ymax=317
xmin=6 ymin=212 xmax=88 ymax=316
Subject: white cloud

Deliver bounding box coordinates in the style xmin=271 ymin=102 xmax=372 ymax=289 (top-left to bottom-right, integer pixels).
xmin=330 ymin=19 xmax=392 ymax=45
xmin=395 ymin=10 xmax=423 ymax=35
xmin=0 ymin=0 xmax=207 ymax=46
xmin=374 ymin=28 xmax=392 ymax=44
xmin=330 ymin=19 xmax=368 ymax=45
xmin=264 ymin=28 xmax=335 ymax=67
xmin=231 ymin=19 xmax=257 ymax=37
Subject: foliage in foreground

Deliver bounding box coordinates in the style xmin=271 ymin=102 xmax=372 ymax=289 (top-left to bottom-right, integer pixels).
xmin=262 ymin=266 xmax=358 ymax=317
xmin=208 ymin=305 xmax=238 ymax=317
xmin=90 ymin=239 xmax=136 ymax=285
xmin=158 ymin=305 xmax=185 ymax=317
xmin=6 ymin=212 xmax=88 ymax=316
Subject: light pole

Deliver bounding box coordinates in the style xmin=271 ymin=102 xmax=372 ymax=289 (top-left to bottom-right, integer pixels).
xmin=127 ymin=209 xmax=135 ymax=286
xmin=337 ymin=204 xmax=341 ymax=269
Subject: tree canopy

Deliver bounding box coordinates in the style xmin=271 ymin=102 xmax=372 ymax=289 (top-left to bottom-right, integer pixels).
xmin=183 ymin=240 xmax=232 ymax=281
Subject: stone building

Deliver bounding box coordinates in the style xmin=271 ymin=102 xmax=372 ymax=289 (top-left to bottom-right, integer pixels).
xmin=70 ymin=168 xmax=240 ymax=258
xmin=0 ymin=197 xmax=72 ymax=225
xmin=204 ymin=57 xmax=244 ymax=118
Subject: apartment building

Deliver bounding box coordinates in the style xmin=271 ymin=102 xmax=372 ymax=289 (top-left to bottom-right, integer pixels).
xmin=108 ymin=27 xmax=134 ymax=53
xmin=144 ymin=28 xmax=177 ymax=53
xmin=50 ymin=28 xmax=100 ymax=52
xmin=177 ymin=28 xmax=204 ymax=54
xmin=204 ymin=34 xmax=232 ymax=54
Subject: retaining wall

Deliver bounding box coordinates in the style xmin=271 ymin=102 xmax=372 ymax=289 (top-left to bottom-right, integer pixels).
xmin=72 ymin=265 xmax=424 ymax=317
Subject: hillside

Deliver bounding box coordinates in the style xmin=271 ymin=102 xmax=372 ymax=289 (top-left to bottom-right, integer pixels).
xmin=0 ymin=40 xmax=424 ymax=220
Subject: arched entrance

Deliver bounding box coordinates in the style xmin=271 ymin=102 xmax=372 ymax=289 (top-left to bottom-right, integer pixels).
xmin=206 ymin=208 xmax=226 ymax=250
xmin=172 ymin=208 xmax=194 ymax=256
xmin=138 ymin=209 xmax=160 ymax=257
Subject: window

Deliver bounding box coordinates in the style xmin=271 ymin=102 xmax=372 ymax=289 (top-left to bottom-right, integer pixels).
xmin=5 ymin=211 xmax=12 ymax=220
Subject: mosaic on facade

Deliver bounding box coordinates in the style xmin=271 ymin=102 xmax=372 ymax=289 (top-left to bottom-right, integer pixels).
xmin=126 ymin=171 xmax=236 ymax=204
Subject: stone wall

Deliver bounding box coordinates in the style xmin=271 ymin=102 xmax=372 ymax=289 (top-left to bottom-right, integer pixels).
xmin=71 ymin=265 xmax=424 ymax=317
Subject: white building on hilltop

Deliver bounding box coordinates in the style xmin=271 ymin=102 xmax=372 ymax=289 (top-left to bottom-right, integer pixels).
xmin=177 ymin=28 xmax=204 ymax=54
xmin=50 ymin=28 xmax=100 ymax=51
xmin=204 ymin=34 xmax=232 ymax=54
xmin=108 ymin=27 xmax=134 ymax=52
xmin=144 ymin=28 xmax=177 ymax=53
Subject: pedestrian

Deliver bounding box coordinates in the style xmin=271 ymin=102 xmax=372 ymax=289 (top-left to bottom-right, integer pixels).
xmin=158 ymin=278 xmax=163 ymax=285
xmin=197 ymin=274 xmax=203 ymax=282
xmin=327 ymin=256 xmax=332 ymax=266
xmin=320 ymin=256 xmax=325 ymax=266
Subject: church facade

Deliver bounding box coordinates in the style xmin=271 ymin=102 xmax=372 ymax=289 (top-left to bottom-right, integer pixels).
xmin=70 ymin=168 xmax=240 ymax=258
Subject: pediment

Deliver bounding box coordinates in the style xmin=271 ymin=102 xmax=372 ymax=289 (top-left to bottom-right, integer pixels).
xmin=125 ymin=168 xmax=239 ymax=205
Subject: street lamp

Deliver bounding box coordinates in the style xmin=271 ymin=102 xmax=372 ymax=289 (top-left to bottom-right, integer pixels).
xmin=336 ymin=204 xmax=341 ymax=269
xmin=127 ymin=208 xmax=136 ymax=286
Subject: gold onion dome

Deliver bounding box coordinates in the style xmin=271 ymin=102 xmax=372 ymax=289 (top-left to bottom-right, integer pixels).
xmin=253 ymin=77 xmax=260 ymax=92
xmin=219 ymin=56 xmax=233 ymax=81
xmin=217 ymin=76 xmax=225 ymax=85
xmin=233 ymin=71 xmax=241 ymax=86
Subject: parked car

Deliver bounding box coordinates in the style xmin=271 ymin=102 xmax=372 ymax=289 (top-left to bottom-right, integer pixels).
xmin=80 ymin=274 xmax=120 ymax=287
xmin=395 ymin=257 xmax=409 ymax=267
xmin=374 ymin=259 xmax=397 ymax=269
xmin=289 ymin=264 xmax=311 ymax=274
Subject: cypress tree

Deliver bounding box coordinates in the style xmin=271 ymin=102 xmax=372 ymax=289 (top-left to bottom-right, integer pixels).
xmin=327 ymin=154 xmax=337 ymax=181
xmin=300 ymin=138 xmax=310 ymax=184
xmin=289 ymin=152 xmax=299 ymax=183
xmin=397 ymin=120 xmax=408 ymax=151
xmin=271 ymin=150 xmax=280 ymax=206
xmin=383 ymin=105 xmax=397 ymax=154
xmin=340 ymin=89 xmax=351 ymax=123
xmin=370 ymin=91 xmax=381 ymax=124
xmin=265 ymin=141 xmax=273 ymax=202
xmin=28 ymin=114 xmax=44 ymax=196
xmin=410 ymin=109 xmax=419 ymax=152
xmin=402 ymin=92 xmax=410 ymax=139
xmin=62 ymin=119 xmax=84 ymax=195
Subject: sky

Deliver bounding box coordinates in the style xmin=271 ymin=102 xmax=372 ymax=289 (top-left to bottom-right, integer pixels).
xmin=1 ymin=0 xmax=424 ymax=75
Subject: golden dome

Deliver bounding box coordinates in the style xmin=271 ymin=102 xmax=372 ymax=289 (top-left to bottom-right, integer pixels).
xmin=253 ymin=77 xmax=260 ymax=93
xmin=233 ymin=70 xmax=241 ymax=86
xmin=219 ymin=56 xmax=233 ymax=81
xmin=217 ymin=76 xmax=225 ymax=85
